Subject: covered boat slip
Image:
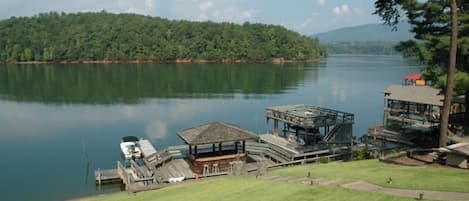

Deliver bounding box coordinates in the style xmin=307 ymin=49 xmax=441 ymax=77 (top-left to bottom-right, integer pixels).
xmin=383 ymin=85 xmax=443 ymax=127
xmin=265 ymin=104 xmax=354 ymax=147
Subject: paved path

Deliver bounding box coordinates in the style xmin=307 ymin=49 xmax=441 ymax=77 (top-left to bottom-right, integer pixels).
xmin=257 ymin=175 xmax=469 ymax=201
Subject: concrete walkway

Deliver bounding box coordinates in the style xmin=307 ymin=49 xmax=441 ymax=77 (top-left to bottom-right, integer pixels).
xmin=258 ymin=175 xmax=469 ymax=201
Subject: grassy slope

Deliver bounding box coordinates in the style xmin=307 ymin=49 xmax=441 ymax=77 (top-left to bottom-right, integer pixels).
xmin=77 ymin=177 xmax=424 ymax=201
xmin=271 ymin=159 xmax=469 ymax=193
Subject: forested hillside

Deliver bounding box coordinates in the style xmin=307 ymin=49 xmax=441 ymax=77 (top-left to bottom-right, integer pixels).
xmin=0 ymin=11 xmax=326 ymax=63
xmin=326 ymin=41 xmax=399 ymax=55
xmin=313 ymin=22 xmax=412 ymax=43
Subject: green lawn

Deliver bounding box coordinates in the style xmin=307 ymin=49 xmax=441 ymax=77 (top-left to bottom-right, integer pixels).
xmin=76 ymin=177 xmax=425 ymax=201
xmin=271 ymin=159 xmax=469 ymax=193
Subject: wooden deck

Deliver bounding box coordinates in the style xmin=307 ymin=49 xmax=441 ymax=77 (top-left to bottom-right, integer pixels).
xmin=139 ymin=139 xmax=158 ymax=158
xmin=95 ymin=168 xmax=120 ymax=184
xmin=96 ymin=134 xmax=351 ymax=192
xmin=155 ymin=159 xmax=194 ymax=181
xmin=260 ymin=134 xmax=300 ymax=154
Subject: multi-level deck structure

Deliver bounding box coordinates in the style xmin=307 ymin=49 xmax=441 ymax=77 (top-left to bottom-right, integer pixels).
xmin=265 ymin=104 xmax=354 ymax=146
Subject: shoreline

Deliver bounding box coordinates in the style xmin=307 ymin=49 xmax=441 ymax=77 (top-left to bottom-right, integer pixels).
xmin=1 ymin=57 xmax=326 ymax=65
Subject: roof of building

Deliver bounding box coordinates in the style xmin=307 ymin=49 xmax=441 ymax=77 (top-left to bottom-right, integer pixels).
xmin=177 ymin=122 xmax=259 ymax=145
xmin=384 ymin=85 xmax=443 ymax=106
xmin=404 ymin=73 xmax=421 ymax=80
xmin=452 ymin=95 xmax=466 ymax=104
xmin=444 ymin=143 xmax=469 ymax=156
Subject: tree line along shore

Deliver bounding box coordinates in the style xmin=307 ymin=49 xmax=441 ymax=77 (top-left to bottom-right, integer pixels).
xmin=0 ymin=11 xmax=327 ymax=63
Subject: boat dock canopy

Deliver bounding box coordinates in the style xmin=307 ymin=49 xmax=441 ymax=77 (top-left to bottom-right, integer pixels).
xmin=177 ymin=122 xmax=259 ymax=145
xmin=384 ymin=85 xmax=443 ymax=106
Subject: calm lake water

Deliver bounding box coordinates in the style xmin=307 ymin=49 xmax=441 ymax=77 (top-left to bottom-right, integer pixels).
xmin=0 ymin=55 xmax=421 ymax=201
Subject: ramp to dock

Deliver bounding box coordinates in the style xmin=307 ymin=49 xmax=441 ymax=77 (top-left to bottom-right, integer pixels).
xmin=260 ymin=134 xmax=300 ymax=155
xmin=155 ymin=159 xmax=194 ymax=181
xmin=139 ymin=139 xmax=159 ymax=162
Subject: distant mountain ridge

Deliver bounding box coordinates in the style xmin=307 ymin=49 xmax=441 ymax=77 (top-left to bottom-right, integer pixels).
xmin=313 ymin=22 xmax=413 ymax=43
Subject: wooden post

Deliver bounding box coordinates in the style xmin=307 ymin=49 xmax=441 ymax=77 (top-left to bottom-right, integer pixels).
xmin=195 ymin=145 xmax=198 ymax=158
xmin=235 ymin=142 xmax=238 ymax=153
xmin=465 ymin=90 xmax=469 ymax=135
xmin=219 ymin=143 xmax=222 ymax=154
xmin=97 ymin=168 xmax=101 ymax=185
xmin=189 ymin=145 xmax=192 ymax=155
xmin=212 ymin=144 xmax=216 ymax=152
xmin=274 ymin=120 xmax=278 ymax=136
xmin=242 ymin=140 xmax=246 ymax=153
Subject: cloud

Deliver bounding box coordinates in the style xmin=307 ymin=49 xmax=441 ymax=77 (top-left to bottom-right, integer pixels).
xmin=240 ymin=9 xmax=254 ymax=19
xmin=318 ymin=0 xmax=326 ymax=6
xmin=212 ymin=7 xmax=256 ymax=22
xmin=145 ymin=120 xmax=168 ymax=140
xmin=295 ymin=17 xmax=313 ymax=30
xmin=117 ymin=0 xmax=157 ymax=15
xmin=199 ymin=0 xmax=213 ymax=11
xmin=332 ymin=4 xmax=349 ymax=16
xmin=169 ymin=0 xmax=255 ymax=23
xmin=144 ymin=0 xmax=155 ymax=11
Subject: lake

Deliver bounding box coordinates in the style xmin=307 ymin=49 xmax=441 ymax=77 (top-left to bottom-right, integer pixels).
xmin=0 ymin=55 xmax=421 ymax=201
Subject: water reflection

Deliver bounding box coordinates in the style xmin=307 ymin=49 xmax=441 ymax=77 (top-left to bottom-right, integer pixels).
xmin=0 ymin=63 xmax=319 ymax=104
xmin=0 ymin=55 xmax=422 ymax=201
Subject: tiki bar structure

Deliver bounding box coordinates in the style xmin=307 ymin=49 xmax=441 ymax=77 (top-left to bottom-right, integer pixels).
xmin=264 ymin=104 xmax=354 ymax=150
xmin=177 ymin=122 xmax=259 ymax=174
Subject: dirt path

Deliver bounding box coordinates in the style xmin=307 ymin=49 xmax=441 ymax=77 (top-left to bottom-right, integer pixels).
xmin=258 ymin=175 xmax=469 ymax=201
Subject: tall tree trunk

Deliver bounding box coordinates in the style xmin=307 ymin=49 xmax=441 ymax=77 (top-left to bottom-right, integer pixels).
xmin=439 ymin=0 xmax=459 ymax=147
xmin=465 ymin=90 xmax=469 ymax=135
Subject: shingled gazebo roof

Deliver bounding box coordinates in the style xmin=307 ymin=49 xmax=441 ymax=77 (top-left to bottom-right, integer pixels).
xmin=177 ymin=122 xmax=259 ymax=145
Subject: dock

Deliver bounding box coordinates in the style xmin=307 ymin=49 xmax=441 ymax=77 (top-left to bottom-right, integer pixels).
xmin=95 ymin=169 xmax=120 ymax=185
xmin=95 ymin=104 xmax=355 ymax=192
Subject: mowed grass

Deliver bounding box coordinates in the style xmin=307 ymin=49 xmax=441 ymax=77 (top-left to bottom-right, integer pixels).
xmin=76 ymin=177 xmax=425 ymax=201
xmin=271 ymin=159 xmax=469 ymax=193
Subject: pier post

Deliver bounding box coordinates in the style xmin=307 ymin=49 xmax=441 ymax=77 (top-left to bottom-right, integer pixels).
xmin=97 ymin=168 xmax=101 ymax=185
xmin=242 ymin=140 xmax=246 ymax=153
xmin=219 ymin=143 xmax=222 ymax=154
xmin=274 ymin=120 xmax=278 ymax=136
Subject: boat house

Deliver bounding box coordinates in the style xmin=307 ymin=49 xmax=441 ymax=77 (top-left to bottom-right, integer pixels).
xmin=264 ymin=104 xmax=354 ymax=153
xmin=383 ymin=85 xmax=443 ymax=128
xmin=177 ymin=122 xmax=259 ymax=175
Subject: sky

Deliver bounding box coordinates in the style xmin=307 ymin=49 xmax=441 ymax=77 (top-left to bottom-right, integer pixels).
xmin=0 ymin=0 xmax=382 ymax=34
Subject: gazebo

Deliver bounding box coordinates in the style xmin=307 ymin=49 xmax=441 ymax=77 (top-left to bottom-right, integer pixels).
xmin=177 ymin=122 xmax=259 ymax=174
